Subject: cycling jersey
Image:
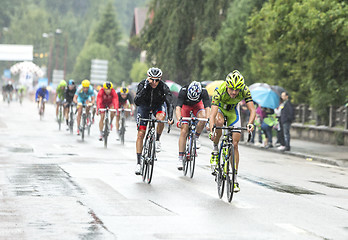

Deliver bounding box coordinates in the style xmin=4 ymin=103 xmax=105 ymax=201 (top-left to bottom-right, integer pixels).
xmin=117 ymin=92 xmax=134 ymax=107
xmin=35 ymin=88 xmax=49 ymax=101
xmin=65 ymin=87 xmax=76 ymax=103
xmin=176 ymin=84 xmax=211 ymax=108
xmin=96 ymin=88 xmax=119 ymax=110
xmin=56 ymin=83 xmax=66 ymax=99
xmin=4 ymin=84 xmax=14 ymax=92
xmin=212 ymin=81 xmax=253 ymax=126
xmin=134 ymin=79 xmax=173 ymax=120
xmin=75 ymin=85 xmax=94 ymax=104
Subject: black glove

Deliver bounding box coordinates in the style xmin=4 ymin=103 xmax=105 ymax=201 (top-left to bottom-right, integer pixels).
xmin=144 ymin=79 xmax=149 ymax=89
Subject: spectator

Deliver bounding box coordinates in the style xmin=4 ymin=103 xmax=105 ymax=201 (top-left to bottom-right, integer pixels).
xmin=261 ymin=108 xmax=277 ymax=148
xmin=274 ymin=99 xmax=285 ymax=147
xmin=250 ymin=103 xmax=263 ymax=145
xmin=278 ymin=91 xmax=294 ymax=151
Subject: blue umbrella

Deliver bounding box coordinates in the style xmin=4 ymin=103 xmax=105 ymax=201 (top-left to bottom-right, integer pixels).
xmin=250 ymin=83 xmax=280 ymax=109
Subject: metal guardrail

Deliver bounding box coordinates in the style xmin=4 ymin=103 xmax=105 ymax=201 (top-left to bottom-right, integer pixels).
xmin=294 ymin=104 xmax=348 ymax=129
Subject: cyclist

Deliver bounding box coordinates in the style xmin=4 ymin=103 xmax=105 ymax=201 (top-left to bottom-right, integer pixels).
xmin=3 ymin=81 xmax=14 ymax=101
xmin=63 ymin=79 xmax=77 ymax=130
xmin=176 ymin=81 xmax=211 ymax=170
xmin=96 ymin=81 xmax=119 ymax=141
xmin=35 ymin=84 xmax=49 ymax=112
xmin=55 ymin=80 xmax=67 ymax=120
xmin=134 ymin=67 xmax=174 ymax=175
xmin=116 ymin=87 xmax=135 ymax=137
xmin=73 ymin=79 xmax=95 ymax=135
xmin=209 ymin=70 xmax=256 ymax=192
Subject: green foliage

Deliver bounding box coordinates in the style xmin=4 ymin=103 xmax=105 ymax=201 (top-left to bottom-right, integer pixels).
xmin=141 ymin=0 xmax=229 ymax=85
xmin=246 ymin=0 xmax=348 ymax=120
xmin=72 ymin=43 xmax=112 ymax=82
xmin=201 ymin=0 xmax=266 ymax=82
xmin=130 ymin=60 xmax=149 ymax=82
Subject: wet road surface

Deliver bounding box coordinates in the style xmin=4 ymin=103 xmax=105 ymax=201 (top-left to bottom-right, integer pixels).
xmin=0 ymin=99 xmax=347 ymax=240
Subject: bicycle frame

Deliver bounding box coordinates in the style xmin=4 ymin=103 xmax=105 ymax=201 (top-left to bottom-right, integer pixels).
xmin=118 ymin=108 xmax=132 ymax=145
xmin=139 ymin=113 xmax=170 ymax=184
xmin=99 ymin=108 xmax=117 ymax=148
xmin=181 ymin=116 xmax=208 ymax=178
xmin=213 ymin=125 xmax=250 ymax=202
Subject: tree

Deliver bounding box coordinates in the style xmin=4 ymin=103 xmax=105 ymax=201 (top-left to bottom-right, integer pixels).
xmin=246 ymin=0 xmax=348 ymax=121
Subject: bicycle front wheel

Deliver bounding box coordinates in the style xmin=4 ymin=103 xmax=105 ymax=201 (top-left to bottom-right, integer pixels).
xmin=104 ymin=117 xmax=109 ymax=148
xmin=58 ymin=106 xmax=63 ymax=130
xmin=217 ymin=141 xmax=226 ymax=199
xmin=146 ymin=136 xmax=155 ymax=184
xmin=120 ymin=117 xmax=125 ymax=144
xmin=226 ymin=147 xmax=236 ymax=202
xmin=189 ymin=135 xmax=196 ymax=178
xmin=69 ymin=111 xmax=74 ymax=134
xmin=81 ymin=114 xmax=86 ymax=141
xmin=141 ymin=135 xmax=150 ymax=182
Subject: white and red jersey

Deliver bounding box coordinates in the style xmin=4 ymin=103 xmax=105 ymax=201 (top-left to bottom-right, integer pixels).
xmin=96 ymin=88 xmax=119 ymax=110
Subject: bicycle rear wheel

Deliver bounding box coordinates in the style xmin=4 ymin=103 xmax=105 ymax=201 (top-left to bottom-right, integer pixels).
xmin=226 ymin=147 xmax=236 ymax=202
xmin=104 ymin=117 xmax=109 ymax=148
xmin=58 ymin=106 xmax=63 ymax=130
xmin=146 ymin=136 xmax=155 ymax=184
xmin=87 ymin=114 xmax=91 ymax=136
xmin=189 ymin=135 xmax=196 ymax=178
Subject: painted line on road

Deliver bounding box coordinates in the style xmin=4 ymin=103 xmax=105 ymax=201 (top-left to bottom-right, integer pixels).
xmin=275 ymin=223 xmax=307 ymax=234
xmin=155 ymin=167 xmax=256 ymax=208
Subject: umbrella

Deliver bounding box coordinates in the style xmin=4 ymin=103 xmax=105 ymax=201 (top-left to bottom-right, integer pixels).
xmin=10 ymin=61 xmax=44 ymax=77
xmin=201 ymin=80 xmax=213 ymax=88
xmin=271 ymin=85 xmax=286 ymax=97
xmin=205 ymin=80 xmax=224 ymax=96
xmin=249 ymin=83 xmax=280 ymax=109
xmin=165 ymin=80 xmax=182 ymax=97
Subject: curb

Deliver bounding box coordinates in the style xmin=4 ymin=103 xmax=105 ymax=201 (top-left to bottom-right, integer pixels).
xmin=238 ymin=141 xmax=344 ymax=167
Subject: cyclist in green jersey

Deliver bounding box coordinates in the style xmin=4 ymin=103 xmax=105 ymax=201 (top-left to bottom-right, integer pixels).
xmin=55 ymin=80 xmax=67 ymax=120
xmin=209 ymin=70 xmax=256 ymax=192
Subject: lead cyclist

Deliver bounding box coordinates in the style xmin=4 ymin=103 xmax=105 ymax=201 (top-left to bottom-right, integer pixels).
xmin=209 ymin=70 xmax=256 ymax=192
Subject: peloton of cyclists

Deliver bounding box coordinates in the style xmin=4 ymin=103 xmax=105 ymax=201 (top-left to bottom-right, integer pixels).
xmin=134 ymin=67 xmax=174 ymax=175
xmin=96 ymin=81 xmax=119 ymax=141
xmin=73 ymin=79 xmax=95 ymax=135
xmin=209 ymin=70 xmax=256 ymax=192
xmin=64 ymin=79 xmax=77 ymax=130
xmin=116 ymin=87 xmax=135 ymax=138
xmin=176 ymin=81 xmax=211 ymax=170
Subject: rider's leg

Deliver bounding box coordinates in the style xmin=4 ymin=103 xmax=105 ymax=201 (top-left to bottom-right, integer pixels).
xmin=136 ymin=129 xmax=146 ymax=164
xmin=99 ymin=112 xmax=105 ymax=132
xmin=155 ymin=112 xmax=165 ymax=141
xmin=64 ymin=105 xmax=69 ymax=124
xmin=76 ymin=105 xmax=82 ymax=128
xmin=115 ymin=114 xmax=120 ymax=131
xmin=232 ymin=132 xmax=241 ymax=171
xmin=213 ymin=111 xmax=225 ymax=147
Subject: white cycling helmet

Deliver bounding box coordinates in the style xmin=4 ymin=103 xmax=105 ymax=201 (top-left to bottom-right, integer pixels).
xmin=187 ymin=81 xmax=202 ymax=101
xmin=147 ymin=67 xmax=163 ymax=78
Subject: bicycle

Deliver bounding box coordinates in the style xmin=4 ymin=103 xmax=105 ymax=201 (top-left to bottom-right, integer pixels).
xmin=139 ymin=114 xmax=171 ymax=184
xmin=57 ymin=102 xmax=64 ymax=130
xmin=79 ymin=104 xmax=92 ymax=141
xmin=180 ymin=115 xmax=208 ymax=178
xmin=68 ymin=103 xmax=76 ymax=134
xmin=118 ymin=107 xmax=132 ymax=145
xmin=99 ymin=107 xmax=117 ymax=148
xmin=211 ymin=124 xmax=250 ymax=202
xmin=38 ymin=96 xmax=45 ymax=121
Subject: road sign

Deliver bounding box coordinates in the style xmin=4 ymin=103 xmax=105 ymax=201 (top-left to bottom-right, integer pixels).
xmin=90 ymin=59 xmax=108 ymax=85
xmin=52 ymin=69 xmax=64 ymax=84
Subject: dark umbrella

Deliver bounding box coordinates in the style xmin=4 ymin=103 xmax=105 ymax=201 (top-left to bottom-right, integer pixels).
xmin=271 ymin=85 xmax=286 ymax=97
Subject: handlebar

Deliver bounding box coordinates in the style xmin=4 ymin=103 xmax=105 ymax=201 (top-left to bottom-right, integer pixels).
xmin=118 ymin=108 xmax=132 ymax=112
xmin=181 ymin=117 xmax=209 ymax=122
xmin=212 ymin=125 xmax=252 ymax=142
xmin=98 ymin=108 xmax=117 ymax=113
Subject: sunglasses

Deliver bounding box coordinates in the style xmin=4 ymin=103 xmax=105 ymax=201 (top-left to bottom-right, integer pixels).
xmin=149 ymin=78 xmax=160 ymax=82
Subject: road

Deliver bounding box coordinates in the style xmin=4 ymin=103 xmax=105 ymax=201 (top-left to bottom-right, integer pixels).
xmin=0 ymin=99 xmax=347 ymax=240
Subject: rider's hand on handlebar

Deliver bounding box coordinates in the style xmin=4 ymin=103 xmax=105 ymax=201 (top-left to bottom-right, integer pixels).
xmin=247 ymin=123 xmax=254 ymax=133
xmin=168 ymin=118 xmax=174 ymax=125
xmin=87 ymin=103 xmax=93 ymax=107
xmin=176 ymin=121 xmax=181 ymax=128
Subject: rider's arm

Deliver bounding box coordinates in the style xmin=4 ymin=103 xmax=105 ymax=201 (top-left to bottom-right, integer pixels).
xmin=175 ymin=106 xmax=182 ymax=122
xmin=202 ymin=89 xmax=211 ymax=118
xmin=209 ymin=105 xmax=219 ymax=131
xmin=246 ymin=101 xmax=256 ymax=125
xmin=35 ymin=89 xmax=39 ymax=101
xmin=45 ymin=90 xmax=49 ymax=101
xmin=163 ymin=83 xmax=174 ymax=120
xmin=73 ymin=94 xmax=78 ymax=104
xmin=96 ymin=90 xmax=102 ymax=110
xmin=112 ymin=89 xmax=119 ymax=110
xmin=134 ymin=80 xmax=148 ymax=106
